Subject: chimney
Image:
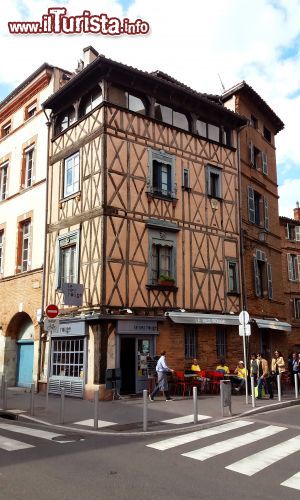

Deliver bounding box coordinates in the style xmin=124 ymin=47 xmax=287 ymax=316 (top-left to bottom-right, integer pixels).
xmin=294 ymin=201 xmax=300 ymax=221
xmin=83 ymin=46 xmax=99 ymax=67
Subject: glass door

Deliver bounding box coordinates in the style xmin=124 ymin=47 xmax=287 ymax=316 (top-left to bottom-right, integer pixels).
xmin=136 ymin=337 xmax=154 ymax=393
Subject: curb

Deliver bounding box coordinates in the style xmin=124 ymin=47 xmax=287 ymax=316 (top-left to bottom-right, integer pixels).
xmin=12 ymin=397 xmax=300 ymax=437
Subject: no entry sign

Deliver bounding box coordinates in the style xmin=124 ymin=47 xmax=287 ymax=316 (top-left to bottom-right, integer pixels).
xmin=45 ymin=304 xmax=59 ymax=318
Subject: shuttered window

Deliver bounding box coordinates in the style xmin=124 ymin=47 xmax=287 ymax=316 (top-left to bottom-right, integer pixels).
xmin=296 ymin=226 xmax=300 ymax=241
xmin=248 ymin=187 xmax=255 ymax=223
xmin=287 ymin=254 xmax=299 ymax=281
xmin=254 ymin=258 xmax=261 ymax=297
xmin=262 ymin=151 xmax=268 ymax=174
xmin=294 ymin=298 xmax=300 ymax=320
xmin=267 ymin=263 xmax=273 ymax=299
xmin=249 ymin=141 xmax=254 ymax=165
xmin=264 ymin=198 xmax=269 ymax=230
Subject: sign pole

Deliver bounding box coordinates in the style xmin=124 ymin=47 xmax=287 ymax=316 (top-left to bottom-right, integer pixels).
xmin=243 ymin=324 xmax=248 ymax=405
xmin=239 ymin=311 xmax=250 ymax=405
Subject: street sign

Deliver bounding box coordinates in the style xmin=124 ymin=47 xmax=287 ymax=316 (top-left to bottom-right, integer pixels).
xmin=239 ymin=324 xmax=251 ymax=336
xmin=62 ymin=283 xmax=84 ymax=306
xmin=238 ymin=310 xmax=250 ymax=327
xmin=44 ymin=318 xmax=59 ymax=333
xmin=45 ymin=304 xmax=59 ymax=318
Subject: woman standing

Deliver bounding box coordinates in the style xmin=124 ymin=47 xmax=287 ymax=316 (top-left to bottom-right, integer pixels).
xmin=271 ymin=350 xmax=285 ymax=375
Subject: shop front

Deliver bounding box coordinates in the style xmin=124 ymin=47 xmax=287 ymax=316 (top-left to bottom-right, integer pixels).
xmin=117 ymin=318 xmax=160 ymax=394
xmin=48 ymin=320 xmax=87 ymax=398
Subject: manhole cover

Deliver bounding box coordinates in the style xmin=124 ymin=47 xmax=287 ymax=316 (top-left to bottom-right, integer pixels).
xmin=52 ymin=434 xmax=84 ymax=442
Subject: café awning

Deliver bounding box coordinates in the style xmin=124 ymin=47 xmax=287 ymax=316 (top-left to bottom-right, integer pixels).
xmin=253 ymin=318 xmax=291 ymax=332
xmin=166 ymin=312 xmax=240 ymax=326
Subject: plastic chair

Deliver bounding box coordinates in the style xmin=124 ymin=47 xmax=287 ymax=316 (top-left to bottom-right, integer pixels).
xmin=205 ymin=370 xmax=224 ymax=394
xmin=174 ymin=371 xmax=191 ymax=397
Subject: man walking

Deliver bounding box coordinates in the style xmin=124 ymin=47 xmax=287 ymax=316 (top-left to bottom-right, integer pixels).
xmin=257 ymin=353 xmax=273 ymax=399
xmin=149 ymin=350 xmax=174 ymax=401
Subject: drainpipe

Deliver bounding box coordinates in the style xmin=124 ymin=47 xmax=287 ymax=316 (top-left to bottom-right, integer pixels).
xmin=37 ymin=109 xmax=52 ymax=387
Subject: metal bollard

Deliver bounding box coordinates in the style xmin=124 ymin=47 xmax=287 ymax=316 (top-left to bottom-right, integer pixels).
xmin=60 ymin=387 xmax=65 ymax=425
xmin=193 ymin=386 xmax=198 ymax=424
xmin=30 ymin=383 xmax=35 ymax=416
xmin=295 ymin=373 xmax=299 ymax=399
xmin=250 ymin=377 xmax=256 ymax=408
xmin=143 ymin=389 xmax=148 ymax=432
xmin=3 ymin=380 xmax=7 ymax=410
xmin=277 ymin=374 xmax=282 ymax=402
xmin=94 ymin=388 xmax=99 ymax=430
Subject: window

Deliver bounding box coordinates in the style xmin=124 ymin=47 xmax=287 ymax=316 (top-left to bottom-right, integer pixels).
xmin=208 ymin=124 xmax=220 ymax=142
xmin=55 ymin=107 xmax=75 ymax=134
xmin=18 ymin=220 xmax=31 ymax=272
xmin=287 ymin=224 xmax=300 ymax=241
xmin=57 ymin=231 xmax=79 ymax=289
xmin=148 ymin=149 xmax=176 ymax=199
xmin=287 ymin=254 xmax=300 ymax=282
xmin=250 ymin=114 xmax=258 ymax=129
xmin=79 ymin=86 xmax=102 ymax=117
xmin=261 ymin=151 xmax=268 ymax=175
xmin=147 ymin=224 xmax=178 ymax=286
xmin=128 ymin=94 xmax=146 ymax=115
xmin=0 ymin=162 xmax=8 ymax=200
xmin=294 ymin=298 xmax=300 ymax=320
xmin=216 ymin=328 xmax=227 ymax=358
xmin=254 ymin=250 xmax=272 ymax=299
xmin=23 ymin=146 xmax=34 ymax=188
xmin=182 ymin=168 xmax=190 ymax=191
xmin=51 ymin=338 xmax=84 ymax=378
xmin=1 ymin=122 xmax=11 ymax=137
xmin=227 ymin=260 xmax=239 ymax=293
xmin=63 ymin=152 xmax=79 ymax=198
xmin=0 ymin=230 xmax=4 ymax=273
xmin=263 ymin=126 xmax=272 ymax=143
xmin=196 ymin=120 xmax=207 ymax=137
xmin=25 ymin=101 xmax=37 ymax=120
xmin=248 ymin=187 xmax=263 ymax=225
xmin=185 ymin=327 xmax=197 ymax=359
xmin=206 ymin=165 xmax=222 ymax=198
xmin=154 ymin=103 xmax=189 ymax=131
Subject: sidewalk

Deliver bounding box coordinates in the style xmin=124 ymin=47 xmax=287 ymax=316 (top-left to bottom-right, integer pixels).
xmin=1 ymin=387 xmax=299 ymax=434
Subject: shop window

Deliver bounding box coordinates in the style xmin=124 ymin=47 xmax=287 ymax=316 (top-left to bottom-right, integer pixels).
xmin=51 ymin=338 xmax=84 ymax=378
xmin=216 ymin=328 xmax=227 ymax=358
xmin=0 ymin=230 xmax=4 ymax=273
xmin=287 ymin=254 xmax=300 ymax=282
xmin=227 ymin=259 xmax=239 ymax=294
xmin=294 ymin=298 xmax=300 ymax=320
xmin=185 ymin=326 xmax=197 ymax=359
xmin=79 ymin=86 xmax=102 ymax=117
xmin=57 ymin=231 xmax=79 ymax=289
xmin=0 ymin=162 xmax=8 ymax=201
xmin=206 ymin=165 xmax=222 ymax=198
xmin=148 ymin=149 xmax=176 ymax=199
xmin=63 ymin=152 xmax=80 ymax=198
xmin=17 ymin=219 xmax=31 ymax=273
xmin=55 ymin=107 xmax=75 ymax=134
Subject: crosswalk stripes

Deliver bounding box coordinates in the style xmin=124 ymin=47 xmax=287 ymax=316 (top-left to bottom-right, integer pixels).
xmin=281 ymin=472 xmax=300 ymax=491
xmin=0 ymin=435 xmax=34 ymax=451
xmin=182 ymin=425 xmax=286 ymax=461
xmin=73 ymin=419 xmax=117 ymax=428
xmin=147 ymin=419 xmax=253 ymax=451
xmin=226 ymin=435 xmax=300 ymax=476
xmin=161 ymin=415 xmax=212 ymax=425
xmin=0 ymin=422 xmax=76 ymax=450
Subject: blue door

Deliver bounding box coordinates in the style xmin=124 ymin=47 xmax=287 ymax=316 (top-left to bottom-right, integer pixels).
xmin=16 ymin=341 xmax=34 ymax=387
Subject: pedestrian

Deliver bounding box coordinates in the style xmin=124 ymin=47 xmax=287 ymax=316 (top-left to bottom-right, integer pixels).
xmin=149 ymin=350 xmax=174 ymax=402
xmin=256 ymin=353 xmax=273 ymax=399
xmin=288 ymin=352 xmax=299 ymax=387
xmin=250 ymin=353 xmax=258 ymax=385
xmin=271 ymin=350 xmax=285 ymax=395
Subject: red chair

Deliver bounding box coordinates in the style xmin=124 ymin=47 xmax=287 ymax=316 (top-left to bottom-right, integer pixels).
xmin=205 ymin=370 xmax=224 ymax=394
xmin=174 ymin=371 xmax=191 ymax=397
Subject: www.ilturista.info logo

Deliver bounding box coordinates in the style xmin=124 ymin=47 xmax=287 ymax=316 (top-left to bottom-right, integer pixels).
xmin=8 ymin=7 xmax=150 ymax=35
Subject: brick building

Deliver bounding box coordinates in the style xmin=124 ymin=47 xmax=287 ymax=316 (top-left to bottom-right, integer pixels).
xmin=279 ymin=203 xmax=300 ymax=353
xmin=42 ymin=46 xmax=247 ymax=398
xmin=0 ymin=64 xmax=70 ymax=387
xmin=222 ymin=82 xmax=291 ymax=363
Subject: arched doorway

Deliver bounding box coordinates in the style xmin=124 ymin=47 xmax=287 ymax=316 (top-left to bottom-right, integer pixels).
xmin=5 ymin=313 xmax=34 ymax=387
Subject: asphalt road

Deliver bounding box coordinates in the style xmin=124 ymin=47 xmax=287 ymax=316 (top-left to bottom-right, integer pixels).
xmin=0 ymin=405 xmax=299 ymax=500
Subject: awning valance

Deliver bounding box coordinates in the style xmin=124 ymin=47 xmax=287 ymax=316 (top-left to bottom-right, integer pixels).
xmin=167 ymin=312 xmax=240 ymax=326
xmin=253 ymin=319 xmax=291 ymax=332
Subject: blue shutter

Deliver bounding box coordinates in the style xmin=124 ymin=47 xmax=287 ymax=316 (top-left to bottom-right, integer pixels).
xmin=267 ymin=263 xmax=273 ymax=299
xmin=264 ymin=198 xmax=269 ymax=230
xmin=248 ymin=187 xmax=255 ymax=223
xmin=254 ymin=258 xmax=261 ymax=297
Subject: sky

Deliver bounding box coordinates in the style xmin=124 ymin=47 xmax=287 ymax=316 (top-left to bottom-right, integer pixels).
xmin=0 ymin=0 xmax=299 ymax=217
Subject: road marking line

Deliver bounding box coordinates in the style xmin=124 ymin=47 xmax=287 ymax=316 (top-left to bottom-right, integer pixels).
xmin=0 ymin=435 xmax=34 ymax=451
xmin=182 ymin=425 xmax=286 ymax=461
xmin=226 ymin=435 xmax=300 ymax=476
xmin=281 ymin=471 xmax=300 ymax=491
xmin=161 ymin=415 xmax=212 ymax=425
xmin=0 ymin=423 xmax=68 ymax=443
xmin=147 ymin=420 xmax=253 ymax=451
xmin=73 ymin=419 xmax=117 ymax=428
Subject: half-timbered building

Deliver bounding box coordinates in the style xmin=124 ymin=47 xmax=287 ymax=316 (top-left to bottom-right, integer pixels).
xmin=43 ymin=46 xmax=246 ymax=398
